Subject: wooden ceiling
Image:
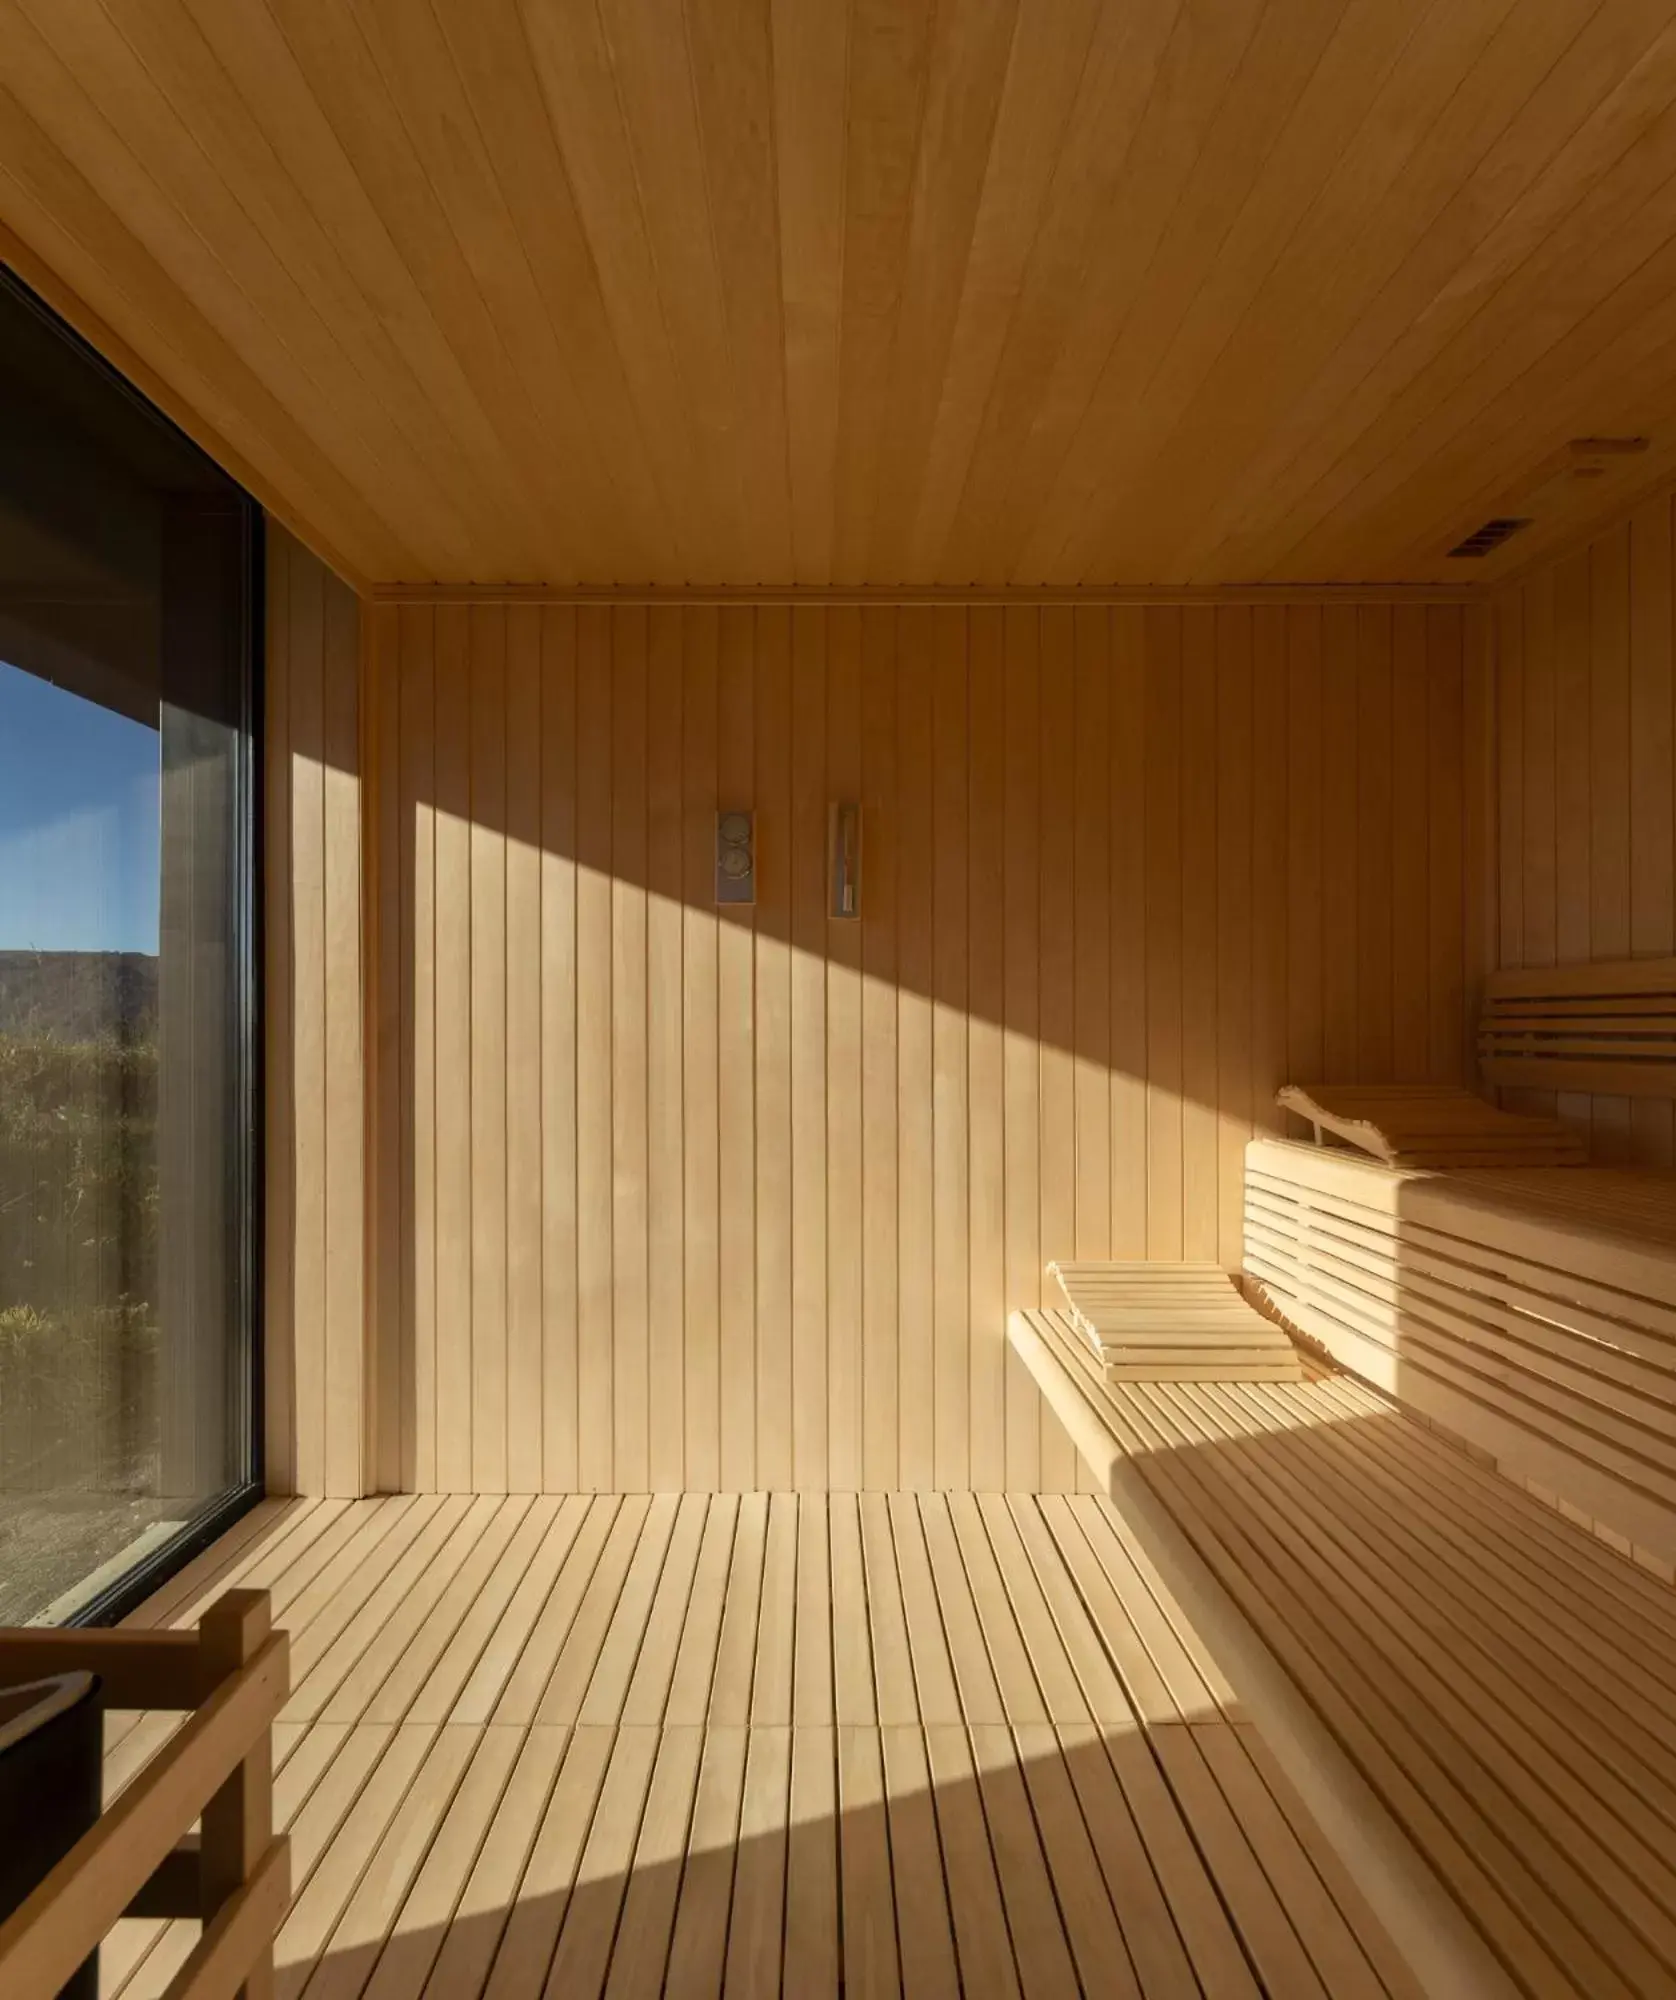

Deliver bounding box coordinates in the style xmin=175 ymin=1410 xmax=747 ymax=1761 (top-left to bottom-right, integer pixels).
xmin=4 ymin=0 xmax=1676 ymax=590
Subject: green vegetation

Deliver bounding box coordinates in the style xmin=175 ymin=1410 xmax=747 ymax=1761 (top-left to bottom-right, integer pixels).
xmin=0 ymin=954 xmax=159 ymax=1495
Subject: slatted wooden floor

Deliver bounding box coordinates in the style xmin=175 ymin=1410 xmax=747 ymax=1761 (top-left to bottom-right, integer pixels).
xmin=97 ymin=1491 xmax=1419 ymax=1999
xmin=1014 ymin=1305 xmax=1676 ymax=2000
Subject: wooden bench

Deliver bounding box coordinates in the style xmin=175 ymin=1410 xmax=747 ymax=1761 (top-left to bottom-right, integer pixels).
xmin=1245 ymin=1137 xmax=1676 ymax=1568
xmin=1277 ymin=1082 xmax=1586 ymax=1168
xmin=1480 ymin=955 xmax=1676 ymax=1098
xmin=1010 ymin=1300 xmax=1676 ymax=1999
xmin=1047 ymin=1259 xmax=1304 ymax=1381
xmin=0 ymin=1589 xmax=288 ymax=2000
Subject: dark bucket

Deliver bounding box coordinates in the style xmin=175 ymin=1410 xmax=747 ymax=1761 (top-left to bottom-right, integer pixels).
xmin=0 ymin=1669 xmax=103 ymax=2000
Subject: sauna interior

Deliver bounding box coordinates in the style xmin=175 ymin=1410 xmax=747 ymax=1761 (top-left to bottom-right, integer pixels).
xmin=2 ymin=2 xmax=1676 ymax=1995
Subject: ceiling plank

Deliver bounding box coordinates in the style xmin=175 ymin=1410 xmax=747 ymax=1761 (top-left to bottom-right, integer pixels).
xmin=0 ymin=0 xmax=1673 ymax=586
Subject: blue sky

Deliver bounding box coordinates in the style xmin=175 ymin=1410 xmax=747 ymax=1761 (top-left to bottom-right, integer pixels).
xmin=0 ymin=659 xmax=160 ymax=954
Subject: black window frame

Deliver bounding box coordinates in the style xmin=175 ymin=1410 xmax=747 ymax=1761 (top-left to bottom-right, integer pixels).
xmin=0 ymin=265 xmax=264 ymax=1626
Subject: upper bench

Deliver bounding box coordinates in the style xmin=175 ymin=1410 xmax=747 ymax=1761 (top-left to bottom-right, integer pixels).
xmin=1479 ymin=955 xmax=1676 ymax=1098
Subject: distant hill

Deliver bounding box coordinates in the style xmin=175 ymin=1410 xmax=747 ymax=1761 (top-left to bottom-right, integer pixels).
xmin=0 ymin=948 xmax=158 ymax=1040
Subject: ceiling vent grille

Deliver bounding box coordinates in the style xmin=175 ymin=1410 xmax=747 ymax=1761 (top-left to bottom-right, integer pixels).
xmin=1447 ymin=516 xmax=1532 ymax=559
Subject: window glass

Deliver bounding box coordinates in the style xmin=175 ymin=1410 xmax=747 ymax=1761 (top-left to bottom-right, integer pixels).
xmin=0 ymin=272 xmax=257 ymax=1625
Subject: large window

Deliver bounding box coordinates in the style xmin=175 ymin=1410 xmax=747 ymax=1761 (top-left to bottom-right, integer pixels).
xmin=0 ymin=271 xmax=258 ymax=1624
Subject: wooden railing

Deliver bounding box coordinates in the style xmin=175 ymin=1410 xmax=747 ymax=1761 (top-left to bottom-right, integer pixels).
xmin=0 ymin=1588 xmax=288 ymax=2000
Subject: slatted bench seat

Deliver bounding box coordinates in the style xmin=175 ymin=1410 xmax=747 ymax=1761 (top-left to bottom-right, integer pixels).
xmin=1244 ymin=1137 xmax=1676 ymax=1568
xmin=1010 ymin=1301 xmax=1676 ymax=2000
xmin=1480 ymin=956 xmax=1676 ymax=1098
xmin=1278 ymin=1082 xmax=1586 ymax=1167
xmin=1047 ymin=1259 xmax=1305 ymax=1381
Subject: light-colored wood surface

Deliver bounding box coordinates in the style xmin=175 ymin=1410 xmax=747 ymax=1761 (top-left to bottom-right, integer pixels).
xmin=1493 ymin=501 xmax=1676 ymax=1166
xmin=1048 ymin=1260 xmax=1303 ymax=1382
xmin=1277 ymin=1082 xmax=1587 ymax=1168
xmin=1011 ymin=1297 xmax=1676 ymax=2000
xmin=94 ymin=1491 xmax=1418 ymax=1998
xmin=7 ymin=4 xmax=1676 ymax=586
xmin=0 ymin=1591 xmax=288 ymax=2000
xmin=1480 ymin=958 xmax=1676 ymax=1099
xmin=266 ymin=529 xmax=367 ymax=1499
xmin=364 ymin=598 xmax=1484 ymax=1491
xmin=1244 ymin=1136 xmax=1676 ymax=1568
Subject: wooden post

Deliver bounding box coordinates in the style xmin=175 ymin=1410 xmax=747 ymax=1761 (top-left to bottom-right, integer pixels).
xmin=196 ymin=1591 xmax=274 ymax=2000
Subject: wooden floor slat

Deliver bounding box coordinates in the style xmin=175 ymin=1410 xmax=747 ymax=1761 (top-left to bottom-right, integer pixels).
xmin=108 ymin=1491 xmax=1427 ymax=1998
xmin=1013 ymin=1299 xmax=1676 ymax=1998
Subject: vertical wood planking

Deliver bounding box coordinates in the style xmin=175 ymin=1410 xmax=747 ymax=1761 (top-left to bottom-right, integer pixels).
xmin=264 ymin=534 xmax=297 ymax=1494
xmin=286 ymin=543 xmax=326 ymax=1498
xmin=611 ymin=610 xmax=650 ymax=1486
xmin=1521 ymin=567 xmax=1559 ymax=973
xmin=505 ymin=608 xmax=543 ymax=1492
xmin=1494 ymin=498 xmax=1676 ymax=1167
xmin=792 ymin=609 xmax=831 ymax=1487
xmin=896 ymin=609 xmax=936 ymax=1489
xmin=860 ymin=610 xmax=897 ymax=1489
xmin=1037 ymin=608 xmax=1078 ymax=1490
xmin=1629 ymin=506 xmax=1675 ymax=1167
xmin=1285 ymin=607 xmax=1325 ymax=1096
xmin=371 ymin=602 xmax=402 ymax=1495
xmin=967 ymin=608 xmax=1006 ymax=1492
xmin=357 ymin=599 xmax=1479 ymax=1492
xmin=540 ymin=609 xmax=580 ymax=1490
xmin=1072 ymin=609 xmax=1110 ymax=1262
xmin=1589 ymin=527 xmax=1632 ymax=964
xmin=1215 ymin=608 xmax=1253 ymax=1270
xmin=1391 ymin=606 xmax=1431 ymax=1079
xmin=1250 ymin=606 xmax=1288 ymax=1137
xmin=932 ymin=608 xmax=970 ymax=1490
xmin=682 ymin=611 xmax=722 ymax=1487
xmin=1588 ymin=529 xmax=1632 ymax=1161
xmin=1426 ymin=608 xmax=1466 ymax=1085
xmin=647 ymin=608 xmax=687 ymax=1489
xmin=266 ymin=529 xmax=367 ymax=1497
xmin=575 ymin=609 xmax=615 ymax=1490
xmin=717 ymin=609 xmax=757 ymax=1489
xmin=1001 ymin=608 xmax=1042 ymax=1492
xmin=1320 ymin=606 xmax=1360 ymax=1082
xmin=1553 ymin=553 xmax=1593 ymax=971
xmin=433 ymin=606 xmax=473 ymax=1490
xmin=1144 ymin=610 xmax=1183 ymax=1260
xmin=1354 ymin=606 xmax=1394 ymax=1082
xmin=1109 ymin=609 xmax=1147 ymax=1244
xmin=1496 ymin=587 xmax=1524 ymax=972
xmin=321 ymin=574 xmax=364 ymax=1497
xmin=1463 ymin=599 xmax=1495 ymax=1080
xmin=469 ymin=604 xmax=508 ymax=1491
xmin=403 ymin=604 xmax=437 ymax=1495
xmin=1179 ymin=610 xmax=1218 ymax=1266
xmin=754 ymin=609 xmax=794 ymax=1488
xmin=826 ymin=610 xmax=865 ymax=1487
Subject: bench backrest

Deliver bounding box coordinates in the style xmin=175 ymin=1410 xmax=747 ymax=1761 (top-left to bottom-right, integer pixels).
xmin=1479 ymin=956 xmax=1676 ymax=1098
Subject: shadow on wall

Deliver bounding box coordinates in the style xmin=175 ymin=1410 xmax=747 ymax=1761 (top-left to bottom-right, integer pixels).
xmin=1242 ymin=1137 xmax=1676 ymax=1575
xmin=272 ymin=543 xmax=1488 ymax=1496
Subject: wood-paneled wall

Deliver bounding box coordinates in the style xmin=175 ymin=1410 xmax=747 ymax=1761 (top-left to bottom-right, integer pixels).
xmin=265 ymin=528 xmax=366 ymax=1497
xmin=1494 ymin=499 xmax=1676 ymax=1167
xmin=363 ymin=599 xmax=1488 ymax=1494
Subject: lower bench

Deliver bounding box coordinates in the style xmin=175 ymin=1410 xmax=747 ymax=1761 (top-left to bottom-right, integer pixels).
xmin=1011 ymin=1303 xmax=1676 ymax=2000
xmin=1244 ymin=1136 xmax=1676 ymax=1567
